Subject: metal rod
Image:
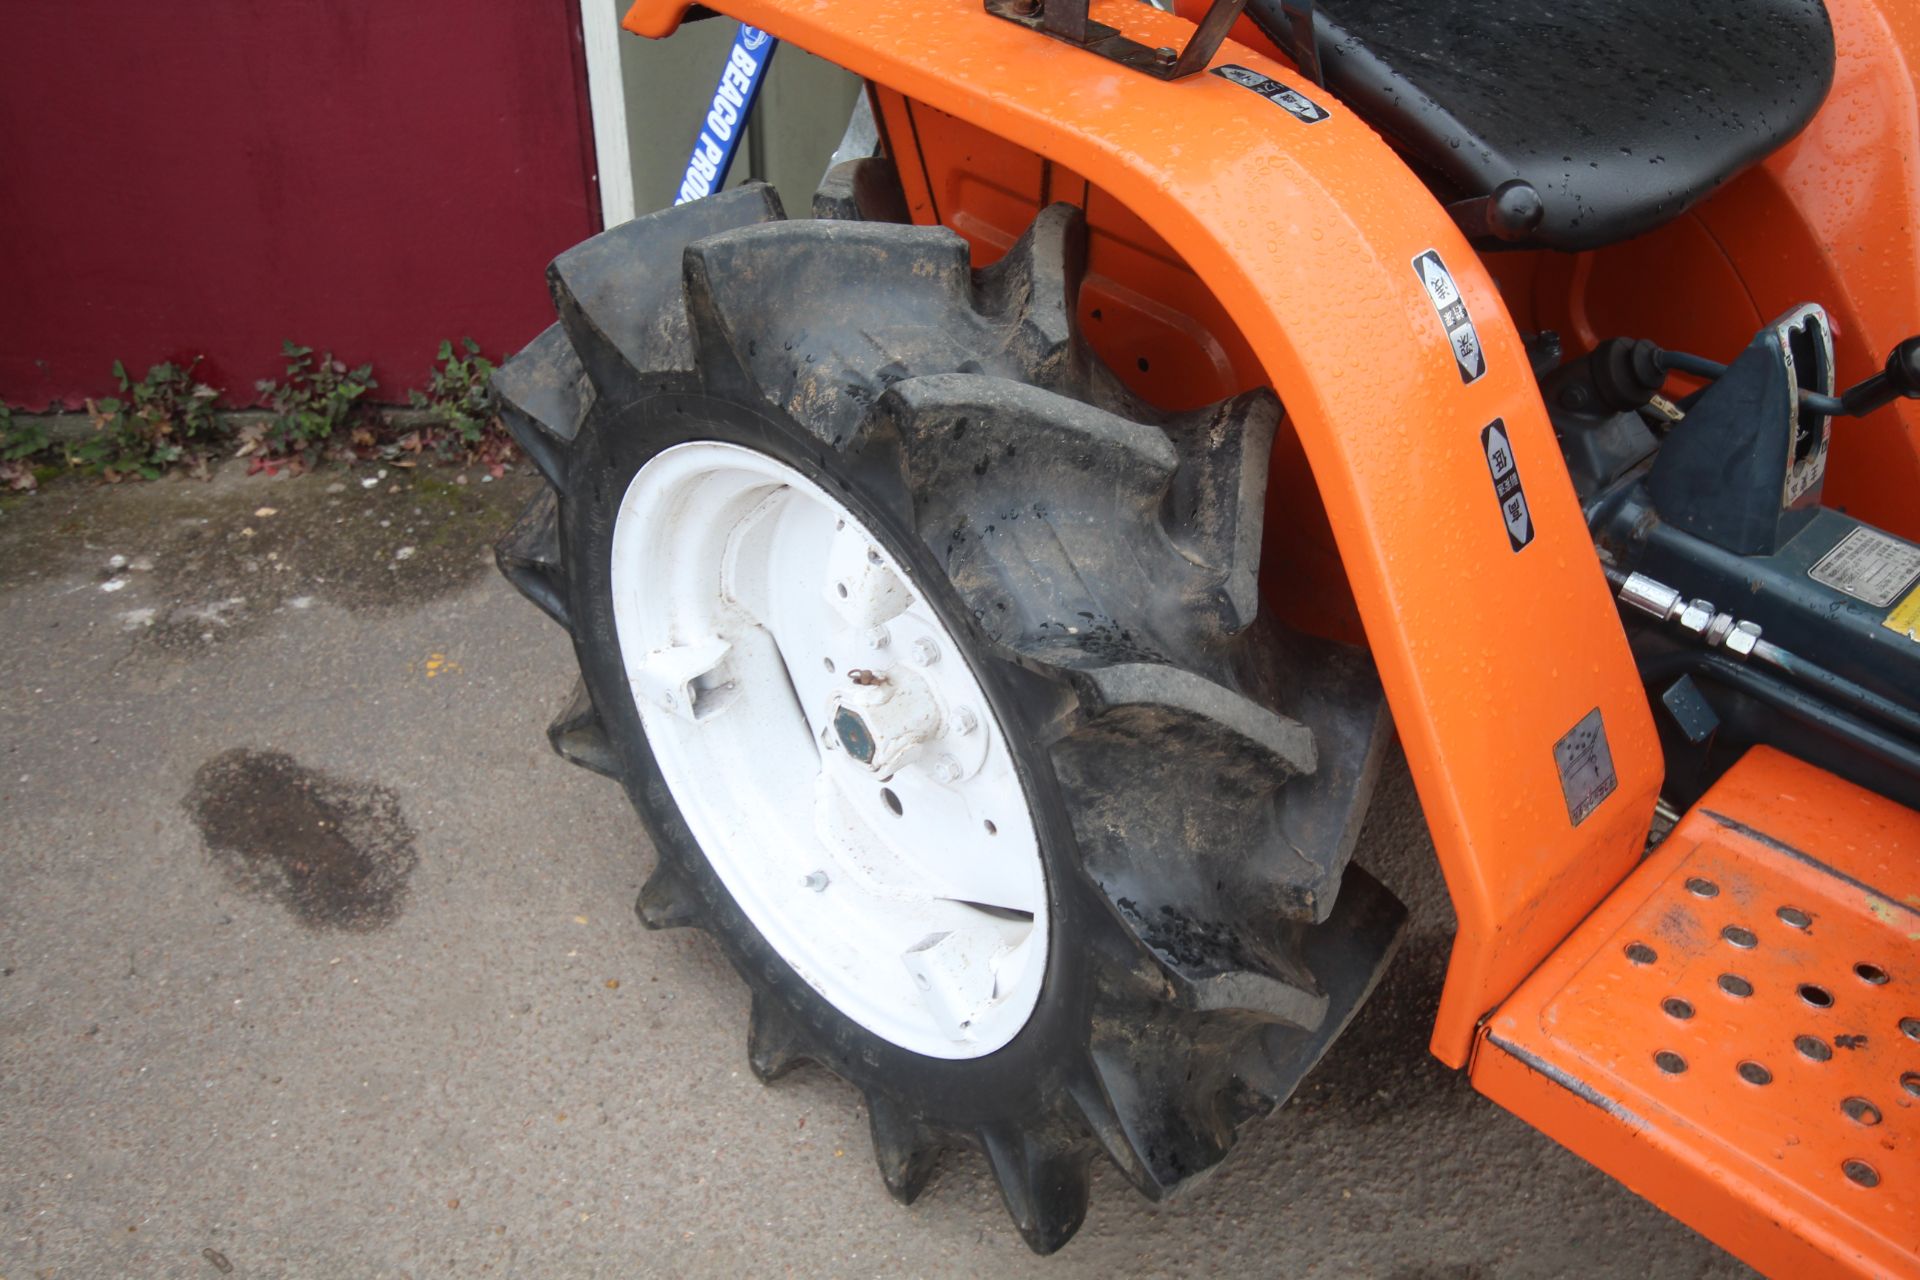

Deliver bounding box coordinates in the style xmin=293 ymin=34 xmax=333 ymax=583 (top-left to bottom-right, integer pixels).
xmin=1657 ymin=347 xmax=1846 ymax=416
xmin=1638 ymin=650 xmax=1920 ymax=782
xmin=1174 ymin=0 xmax=1249 ymax=76
xmin=1752 ymin=639 xmax=1920 ymax=742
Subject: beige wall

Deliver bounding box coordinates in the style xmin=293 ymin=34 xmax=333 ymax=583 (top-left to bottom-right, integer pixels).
xmin=610 ymin=6 xmax=864 ymax=217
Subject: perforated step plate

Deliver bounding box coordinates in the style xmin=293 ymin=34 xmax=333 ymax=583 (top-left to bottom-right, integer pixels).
xmin=1474 ymin=746 xmax=1919 ymax=1279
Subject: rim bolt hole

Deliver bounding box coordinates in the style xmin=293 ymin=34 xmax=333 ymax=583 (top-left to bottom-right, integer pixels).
xmin=835 ymin=582 xmax=850 ymax=598
xmin=822 ymin=657 xmax=835 ymax=673
xmin=881 ymin=787 xmax=904 ymax=816
xmin=983 ymin=819 xmax=998 ymax=836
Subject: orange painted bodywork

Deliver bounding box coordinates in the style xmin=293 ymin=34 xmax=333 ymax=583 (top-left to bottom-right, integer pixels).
xmin=626 ymin=0 xmax=1920 ymax=1061
xmin=625 ymin=0 xmax=1665 ymax=1067
xmin=623 ymin=0 xmax=1920 ymax=1264
xmin=1474 ymin=747 xmax=1920 ymax=1277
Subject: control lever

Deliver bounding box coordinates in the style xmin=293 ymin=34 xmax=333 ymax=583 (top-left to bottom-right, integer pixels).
xmin=1839 ymin=335 xmax=1920 ymax=417
xmin=1653 ymin=334 xmax=1920 ymax=420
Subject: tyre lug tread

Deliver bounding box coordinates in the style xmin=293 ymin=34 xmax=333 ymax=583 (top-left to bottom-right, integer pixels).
xmin=979 ymin=1126 xmax=1094 ymax=1257
xmin=548 ymin=183 xmax=786 ymax=399
xmin=494 ymin=488 xmax=569 ymax=631
xmin=634 ymin=857 xmax=702 ymax=932
xmin=811 ymin=155 xmax=913 ymax=224
xmin=865 ymin=1091 xmax=941 ymax=1204
xmin=494 ymin=322 xmax=591 ymax=493
xmin=545 ymin=679 xmax=619 ymax=779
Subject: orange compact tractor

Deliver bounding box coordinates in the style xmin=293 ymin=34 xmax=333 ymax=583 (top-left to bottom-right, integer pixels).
xmin=491 ymin=0 xmax=1920 ymax=1270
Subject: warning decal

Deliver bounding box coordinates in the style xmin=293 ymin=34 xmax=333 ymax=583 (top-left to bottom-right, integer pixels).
xmin=1480 ymin=419 xmax=1534 ymax=552
xmin=1808 ymin=526 xmax=1920 ymax=608
xmin=1554 ymin=708 xmax=1618 ymax=827
xmin=1211 ymin=66 xmax=1330 ymax=124
xmin=1884 ymin=582 xmax=1920 ymax=644
xmin=1412 ymin=249 xmax=1486 ymax=383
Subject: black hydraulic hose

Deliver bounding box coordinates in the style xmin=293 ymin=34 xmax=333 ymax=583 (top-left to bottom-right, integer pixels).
xmin=1601 ymin=564 xmax=1920 ymax=741
xmin=1751 ymin=639 xmax=1920 ymax=743
xmin=1637 ymin=649 xmax=1920 ymax=782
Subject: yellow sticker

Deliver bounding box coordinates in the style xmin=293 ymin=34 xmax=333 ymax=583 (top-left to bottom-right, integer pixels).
xmin=1885 ymin=581 xmax=1920 ymax=644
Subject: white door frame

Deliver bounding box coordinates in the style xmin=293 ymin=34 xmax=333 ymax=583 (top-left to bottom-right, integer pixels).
xmin=579 ymin=0 xmax=637 ymax=228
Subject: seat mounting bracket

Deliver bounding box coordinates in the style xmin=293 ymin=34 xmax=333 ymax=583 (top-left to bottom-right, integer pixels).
xmin=982 ymin=0 xmax=1246 ymax=79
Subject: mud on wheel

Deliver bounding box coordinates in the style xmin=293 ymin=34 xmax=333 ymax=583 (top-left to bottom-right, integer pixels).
xmin=494 ymin=171 xmax=1406 ymax=1253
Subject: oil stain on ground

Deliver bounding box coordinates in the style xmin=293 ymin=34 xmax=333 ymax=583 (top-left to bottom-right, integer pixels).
xmin=188 ymin=748 xmax=419 ymax=931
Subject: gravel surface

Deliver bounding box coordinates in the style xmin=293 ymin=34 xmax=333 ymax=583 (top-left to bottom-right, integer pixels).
xmin=0 ymin=464 xmax=1754 ymax=1278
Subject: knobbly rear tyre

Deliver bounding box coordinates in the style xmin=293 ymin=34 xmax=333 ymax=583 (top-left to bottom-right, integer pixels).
xmin=493 ymin=177 xmax=1405 ymax=1253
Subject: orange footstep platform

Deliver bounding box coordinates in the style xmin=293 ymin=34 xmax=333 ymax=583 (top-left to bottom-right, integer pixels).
xmin=1473 ymin=746 xmax=1920 ymax=1278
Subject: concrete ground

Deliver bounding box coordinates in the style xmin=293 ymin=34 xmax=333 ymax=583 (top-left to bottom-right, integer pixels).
xmin=0 ymin=463 xmax=1754 ymax=1279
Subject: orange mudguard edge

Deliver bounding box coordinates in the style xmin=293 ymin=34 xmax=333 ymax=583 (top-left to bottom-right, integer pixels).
xmin=623 ymin=0 xmax=1662 ymax=1066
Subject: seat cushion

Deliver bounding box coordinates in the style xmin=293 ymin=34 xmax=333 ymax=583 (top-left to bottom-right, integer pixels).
xmin=1246 ymin=0 xmax=1835 ymax=251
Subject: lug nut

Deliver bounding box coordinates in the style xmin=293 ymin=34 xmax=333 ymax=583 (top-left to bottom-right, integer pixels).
xmin=866 ymin=626 xmax=890 ymax=649
xmin=910 ymin=637 xmax=940 ymax=667
xmin=953 ymin=706 xmax=979 ymax=736
xmin=931 ymin=756 xmax=962 ymax=784
xmin=800 ymin=870 xmax=830 ymax=892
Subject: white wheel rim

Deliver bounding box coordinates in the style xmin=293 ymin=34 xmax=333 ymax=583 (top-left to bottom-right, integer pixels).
xmin=609 ymin=441 xmax=1049 ymax=1058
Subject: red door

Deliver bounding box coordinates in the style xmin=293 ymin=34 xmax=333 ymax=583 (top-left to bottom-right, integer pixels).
xmin=0 ymin=0 xmax=600 ymax=408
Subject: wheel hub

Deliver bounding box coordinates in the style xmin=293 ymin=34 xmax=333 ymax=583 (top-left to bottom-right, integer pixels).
xmin=831 ymin=704 xmax=877 ymax=764
xmin=608 ymin=441 xmax=1049 ymax=1059
xmin=825 ymin=664 xmax=943 ymax=775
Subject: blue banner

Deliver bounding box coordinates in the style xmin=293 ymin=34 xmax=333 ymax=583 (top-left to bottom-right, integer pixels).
xmin=675 ymin=24 xmax=778 ymax=206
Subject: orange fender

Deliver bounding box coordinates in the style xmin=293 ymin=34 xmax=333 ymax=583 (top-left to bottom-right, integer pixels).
xmin=622 ymin=0 xmax=1663 ymax=1064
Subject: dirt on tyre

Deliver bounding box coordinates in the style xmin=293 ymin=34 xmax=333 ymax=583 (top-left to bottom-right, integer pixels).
xmin=494 ymin=175 xmax=1406 ymax=1254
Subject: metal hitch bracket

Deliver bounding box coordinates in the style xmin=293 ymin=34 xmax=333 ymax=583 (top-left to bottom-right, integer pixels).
xmin=983 ymin=0 xmax=1247 ymax=79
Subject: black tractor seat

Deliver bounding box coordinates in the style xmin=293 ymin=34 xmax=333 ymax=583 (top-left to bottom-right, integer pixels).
xmin=1244 ymin=0 xmax=1836 ymax=251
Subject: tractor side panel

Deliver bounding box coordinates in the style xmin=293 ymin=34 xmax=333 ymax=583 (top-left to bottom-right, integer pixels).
xmin=622 ymin=0 xmax=1664 ymax=1066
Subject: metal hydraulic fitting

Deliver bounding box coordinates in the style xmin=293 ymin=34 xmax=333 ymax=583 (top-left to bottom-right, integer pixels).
xmin=1678 ymin=598 xmax=1715 ymax=636
xmin=1723 ymin=620 xmax=1762 ymax=658
xmin=1615 ymin=571 xmax=1764 ymax=660
xmin=1618 ymin=572 xmax=1683 ymax=621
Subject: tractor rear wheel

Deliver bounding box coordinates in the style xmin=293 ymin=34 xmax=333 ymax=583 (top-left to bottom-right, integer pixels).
xmin=494 ymin=177 xmax=1405 ymax=1253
